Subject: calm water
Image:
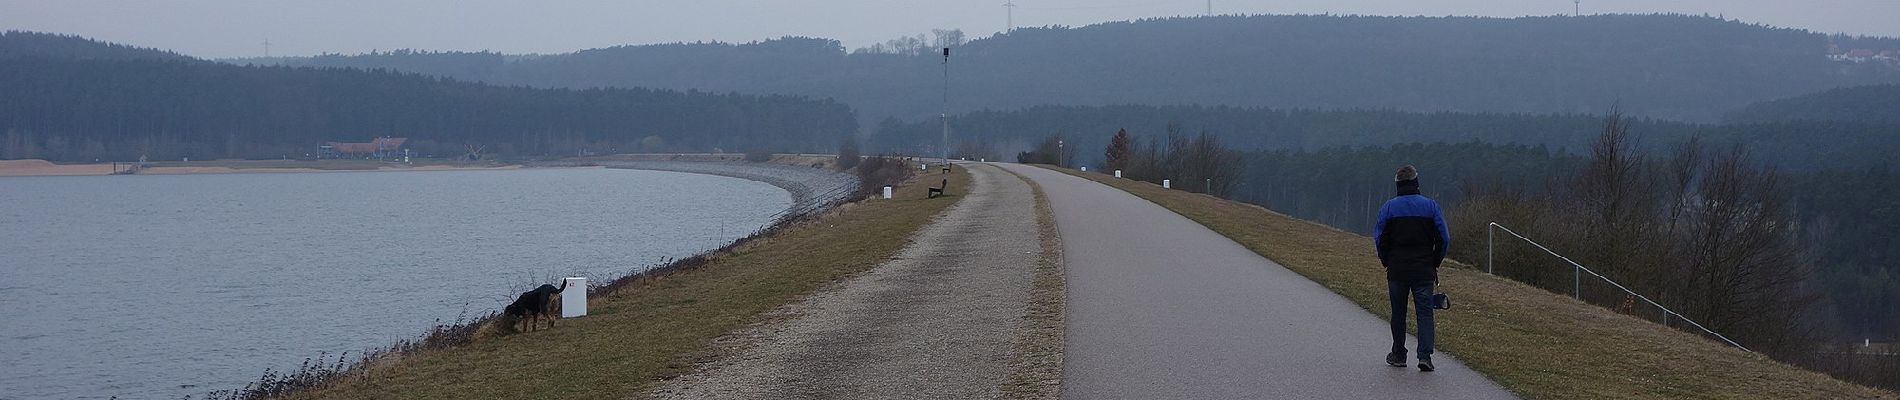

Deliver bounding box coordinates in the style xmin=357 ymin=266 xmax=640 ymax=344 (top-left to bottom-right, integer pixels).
xmin=0 ymin=168 xmax=792 ymax=399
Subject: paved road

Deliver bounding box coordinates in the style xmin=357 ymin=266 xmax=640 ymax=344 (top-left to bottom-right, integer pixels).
xmin=997 ymin=163 xmax=1516 ymax=400
xmin=652 ymin=163 xmax=1046 ymax=399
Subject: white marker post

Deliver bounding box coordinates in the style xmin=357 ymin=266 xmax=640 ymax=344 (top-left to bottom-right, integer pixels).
xmin=882 ymin=186 xmax=893 ymax=199
xmin=1081 ymin=166 xmax=1088 ymax=172
xmin=1115 ymin=170 xmax=1123 ymax=178
xmin=561 ymin=277 xmax=587 ymax=318
xmin=1163 ymin=179 xmax=1171 ymax=189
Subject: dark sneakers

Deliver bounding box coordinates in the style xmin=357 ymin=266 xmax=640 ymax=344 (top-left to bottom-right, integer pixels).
xmin=1418 ymin=358 xmax=1436 ymax=372
xmin=1386 ymin=352 xmax=1406 ymax=367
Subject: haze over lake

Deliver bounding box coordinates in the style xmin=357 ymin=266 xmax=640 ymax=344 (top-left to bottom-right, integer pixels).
xmin=0 ymin=168 xmax=792 ymax=399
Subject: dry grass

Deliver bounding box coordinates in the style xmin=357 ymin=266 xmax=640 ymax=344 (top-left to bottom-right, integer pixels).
xmin=1047 ymin=166 xmax=1895 ymax=400
xmin=999 ymin=166 xmax=1067 ymax=399
xmin=296 ymin=168 xmax=970 ymax=399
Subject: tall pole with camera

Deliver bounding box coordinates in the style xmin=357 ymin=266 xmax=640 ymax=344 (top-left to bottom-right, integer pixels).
xmin=941 ymin=47 xmax=950 ymax=166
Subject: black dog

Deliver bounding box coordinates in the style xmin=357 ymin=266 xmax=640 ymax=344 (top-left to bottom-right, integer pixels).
xmin=504 ymin=281 xmax=567 ymax=332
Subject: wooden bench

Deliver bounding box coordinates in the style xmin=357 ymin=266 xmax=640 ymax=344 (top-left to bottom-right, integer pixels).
xmin=927 ymin=178 xmax=948 ymax=198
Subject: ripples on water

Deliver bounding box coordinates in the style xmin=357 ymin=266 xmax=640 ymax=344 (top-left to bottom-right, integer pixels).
xmin=0 ymin=168 xmax=792 ymax=399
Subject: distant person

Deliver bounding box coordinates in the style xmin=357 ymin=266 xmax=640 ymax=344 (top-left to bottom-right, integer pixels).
xmin=1374 ymin=165 xmax=1449 ymax=371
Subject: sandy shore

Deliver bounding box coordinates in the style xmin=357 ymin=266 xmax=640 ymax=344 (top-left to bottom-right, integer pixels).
xmin=0 ymin=159 xmax=521 ymax=177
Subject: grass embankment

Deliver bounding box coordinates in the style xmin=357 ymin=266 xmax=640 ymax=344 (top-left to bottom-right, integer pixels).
xmin=1047 ymin=167 xmax=1894 ymax=400
xmin=1000 ymin=167 xmax=1066 ymax=399
xmin=300 ymin=167 xmax=970 ymax=399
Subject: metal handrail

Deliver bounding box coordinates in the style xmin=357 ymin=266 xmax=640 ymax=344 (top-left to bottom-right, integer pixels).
xmin=1486 ymin=222 xmax=1751 ymax=352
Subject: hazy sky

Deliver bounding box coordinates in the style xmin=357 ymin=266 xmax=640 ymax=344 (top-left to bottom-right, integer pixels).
xmin=3 ymin=0 xmax=1898 ymax=59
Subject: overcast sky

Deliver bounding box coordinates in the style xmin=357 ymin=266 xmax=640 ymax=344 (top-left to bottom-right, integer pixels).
xmin=3 ymin=0 xmax=1897 ymax=59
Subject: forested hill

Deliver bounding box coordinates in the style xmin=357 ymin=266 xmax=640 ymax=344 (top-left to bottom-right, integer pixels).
xmin=0 ymin=31 xmax=194 ymax=62
xmin=1725 ymin=84 xmax=1900 ymax=124
xmin=874 ymin=104 xmax=1900 ymax=171
xmin=242 ymin=14 xmax=1900 ymax=123
xmin=0 ymin=33 xmax=858 ymax=162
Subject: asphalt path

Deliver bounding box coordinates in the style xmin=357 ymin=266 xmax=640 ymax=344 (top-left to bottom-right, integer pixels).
xmin=996 ymin=163 xmax=1517 ymax=400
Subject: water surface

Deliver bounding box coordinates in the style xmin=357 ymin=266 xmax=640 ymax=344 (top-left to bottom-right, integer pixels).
xmin=0 ymin=168 xmax=791 ymax=399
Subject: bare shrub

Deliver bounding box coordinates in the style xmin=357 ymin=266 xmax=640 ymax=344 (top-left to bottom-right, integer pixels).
xmin=853 ymin=155 xmax=913 ymax=198
xmin=1453 ymin=111 xmax=1820 ymax=358
xmin=837 ymin=136 xmax=861 ymax=170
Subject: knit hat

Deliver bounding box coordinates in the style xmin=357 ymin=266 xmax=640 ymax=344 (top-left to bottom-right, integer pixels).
xmin=1395 ymin=165 xmax=1419 ymax=182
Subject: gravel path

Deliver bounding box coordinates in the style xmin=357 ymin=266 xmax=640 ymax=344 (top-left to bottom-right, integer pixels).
xmin=996 ymin=163 xmax=1515 ymax=400
xmin=650 ymin=163 xmax=1044 ymax=399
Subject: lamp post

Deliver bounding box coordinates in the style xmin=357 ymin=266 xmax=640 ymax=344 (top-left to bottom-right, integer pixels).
xmin=1057 ymin=139 xmax=1064 ymax=167
xmin=941 ymin=47 xmax=950 ymax=166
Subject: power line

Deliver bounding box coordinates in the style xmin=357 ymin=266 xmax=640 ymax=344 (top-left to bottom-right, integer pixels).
xmin=1005 ymin=1 xmax=1018 ymax=32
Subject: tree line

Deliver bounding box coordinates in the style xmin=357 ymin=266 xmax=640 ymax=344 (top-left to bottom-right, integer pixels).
xmin=1454 ymin=114 xmax=1815 ymax=352
xmin=0 ymin=34 xmax=858 ymax=161
xmin=247 ymin=14 xmax=1900 ymax=124
xmin=875 ymin=104 xmax=1900 ymax=172
xmin=1018 ymin=125 xmax=1247 ymax=197
xmin=1724 ymin=84 xmax=1900 ymax=124
xmin=1447 ymin=113 xmax=1900 ymax=389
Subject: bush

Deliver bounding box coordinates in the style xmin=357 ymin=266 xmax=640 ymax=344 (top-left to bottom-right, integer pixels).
xmin=837 ymin=136 xmax=861 ymax=170
xmin=1016 ymin=134 xmax=1073 ymax=166
xmin=1116 ymin=126 xmax=1245 ymax=196
xmin=854 ymin=155 xmax=912 ymax=197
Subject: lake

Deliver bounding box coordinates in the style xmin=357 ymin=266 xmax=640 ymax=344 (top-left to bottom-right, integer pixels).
xmin=0 ymin=168 xmax=793 ymax=399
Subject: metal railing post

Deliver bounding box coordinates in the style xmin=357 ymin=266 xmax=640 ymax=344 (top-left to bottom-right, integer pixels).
xmin=1486 ymin=222 xmax=1494 ymax=275
xmin=1485 ymin=222 xmax=1750 ymax=352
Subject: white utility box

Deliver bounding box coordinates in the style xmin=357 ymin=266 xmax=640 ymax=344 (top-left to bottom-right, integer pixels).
xmin=562 ymin=277 xmax=587 ymax=318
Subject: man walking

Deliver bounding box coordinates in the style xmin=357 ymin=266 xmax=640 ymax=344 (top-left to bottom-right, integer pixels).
xmin=1374 ymin=165 xmax=1449 ymax=371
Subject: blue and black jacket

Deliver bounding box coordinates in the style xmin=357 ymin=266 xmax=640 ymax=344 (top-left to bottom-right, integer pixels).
xmin=1374 ymin=179 xmax=1449 ymax=283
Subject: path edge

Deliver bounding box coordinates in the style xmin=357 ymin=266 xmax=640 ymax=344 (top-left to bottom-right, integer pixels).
xmin=997 ymin=163 xmax=1068 ymax=399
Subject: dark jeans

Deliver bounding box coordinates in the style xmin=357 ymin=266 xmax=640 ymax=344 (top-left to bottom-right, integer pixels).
xmin=1387 ymin=280 xmax=1435 ymax=360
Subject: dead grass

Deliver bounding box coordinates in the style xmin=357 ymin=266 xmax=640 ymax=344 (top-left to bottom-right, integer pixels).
xmin=999 ymin=166 xmax=1066 ymax=399
xmin=296 ymin=168 xmax=970 ymax=399
xmin=1046 ymin=166 xmax=1895 ymax=400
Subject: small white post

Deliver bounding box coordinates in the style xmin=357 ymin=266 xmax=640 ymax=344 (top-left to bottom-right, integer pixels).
xmin=882 ymin=186 xmax=893 ymax=199
xmin=1080 ymin=166 xmax=1088 ymax=172
xmin=1163 ymin=179 xmax=1171 ymax=189
xmin=980 ymin=158 xmax=986 ymax=162
xmin=561 ymin=277 xmax=587 ymax=318
xmin=1115 ymin=170 xmax=1123 ymax=178
xmin=921 ymin=163 xmax=928 ymax=170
